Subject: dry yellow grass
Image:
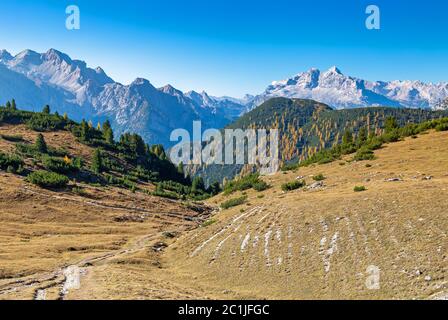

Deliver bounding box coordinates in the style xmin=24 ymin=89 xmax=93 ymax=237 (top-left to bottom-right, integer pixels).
xmin=165 ymin=130 xmax=448 ymax=299
xmin=0 ymin=128 xmax=447 ymax=300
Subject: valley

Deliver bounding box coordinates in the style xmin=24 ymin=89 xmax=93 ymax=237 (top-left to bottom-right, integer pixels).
xmin=1 ymin=114 xmax=447 ymax=299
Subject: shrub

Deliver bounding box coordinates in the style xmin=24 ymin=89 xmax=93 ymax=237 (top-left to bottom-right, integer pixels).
xmin=42 ymin=156 xmax=78 ymax=174
xmin=252 ymin=180 xmax=270 ymax=191
xmin=0 ymin=134 xmax=24 ymax=142
xmin=354 ymin=186 xmax=367 ymax=192
xmin=72 ymin=186 xmax=88 ymax=197
xmin=35 ymin=134 xmax=48 ymax=153
xmin=26 ymin=170 xmax=69 ymax=188
xmin=223 ymin=173 xmax=266 ymax=194
xmin=0 ymin=152 xmax=24 ymax=171
xmin=353 ymin=147 xmax=375 ymax=161
xmin=381 ymin=129 xmax=400 ymax=143
xmin=364 ymin=137 xmax=383 ymax=150
xmin=435 ymin=123 xmax=448 ymax=132
xmin=91 ymin=149 xmax=103 ymax=173
xmin=312 ymin=174 xmax=326 ymax=181
xmin=152 ymin=189 xmax=180 ymax=200
xmin=27 ymin=113 xmax=67 ymax=132
xmin=221 ymin=196 xmax=247 ymax=209
xmin=201 ymin=219 xmax=217 ymax=227
xmin=281 ymin=180 xmax=306 ymax=192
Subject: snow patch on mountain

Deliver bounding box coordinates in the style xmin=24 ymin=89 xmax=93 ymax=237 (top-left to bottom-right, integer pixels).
xmin=0 ymin=48 xmax=246 ymax=147
xmin=249 ymin=67 xmax=448 ymax=110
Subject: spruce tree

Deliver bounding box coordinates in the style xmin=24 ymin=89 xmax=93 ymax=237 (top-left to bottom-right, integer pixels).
xmin=385 ymin=116 xmax=398 ymax=133
xmin=342 ymin=129 xmax=353 ymax=145
xmin=102 ymin=120 xmax=114 ymax=144
xmin=357 ymin=127 xmax=368 ymax=145
xmin=11 ymin=99 xmax=17 ymax=110
xmin=80 ymin=120 xmax=90 ymax=141
xmin=102 ymin=120 xmax=111 ymax=133
xmin=5 ymin=101 xmax=11 ymax=109
xmin=91 ymin=149 xmax=102 ymax=173
xmin=192 ymin=176 xmax=205 ymax=193
xmin=104 ymin=128 xmax=114 ymax=144
xmin=177 ymin=162 xmax=184 ymax=175
xmin=42 ymin=105 xmax=50 ymax=114
xmin=35 ymin=134 xmax=48 ymax=153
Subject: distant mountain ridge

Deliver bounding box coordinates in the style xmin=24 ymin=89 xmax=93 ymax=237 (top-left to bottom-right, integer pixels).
xmin=0 ymin=48 xmax=246 ymax=147
xmin=190 ymin=97 xmax=448 ymax=185
xmin=2 ymin=49 xmax=448 ymax=147
xmin=248 ymin=67 xmax=448 ymax=110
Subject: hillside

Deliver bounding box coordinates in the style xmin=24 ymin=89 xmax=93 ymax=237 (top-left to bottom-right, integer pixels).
xmin=191 ymin=98 xmax=448 ymax=184
xmin=164 ymin=129 xmax=448 ymax=300
xmin=1 ymin=104 xmax=447 ymax=300
xmin=0 ymin=106 xmax=218 ymax=300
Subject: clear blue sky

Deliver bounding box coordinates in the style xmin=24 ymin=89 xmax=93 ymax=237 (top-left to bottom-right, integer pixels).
xmin=0 ymin=0 xmax=447 ymax=97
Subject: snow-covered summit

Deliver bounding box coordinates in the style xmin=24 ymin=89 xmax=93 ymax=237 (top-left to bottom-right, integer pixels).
xmin=249 ymin=67 xmax=448 ymax=110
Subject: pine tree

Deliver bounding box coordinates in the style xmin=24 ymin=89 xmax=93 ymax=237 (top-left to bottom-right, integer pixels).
xmin=96 ymin=122 xmax=101 ymax=131
xmin=357 ymin=127 xmax=368 ymax=145
xmin=192 ymin=176 xmax=205 ymax=193
xmin=11 ymin=99 xmax=17 ymax=110
xmin=385 ymin=116 xmax=398 ymax=133
xmin=342 ymin=129 xmax=353 ymax=145
xmin=177 ymin=162 xmax=184 ymax=175
xmin=35 ymin=134 xmax=48 ymax=153
xmin=104 ymin=128 xmax=114 ymax=144
xmin=80 ymin=120 xmax=90 ymax=141
xmin=42 ymin=105 xmax=50 ymax=114
xmin=5 ymin=101 xmax=11 ymax=109
xmin=102 ymin=120 xmax=111 ymax=133
xmin=91 ymin=149 xmax=102 ymax=173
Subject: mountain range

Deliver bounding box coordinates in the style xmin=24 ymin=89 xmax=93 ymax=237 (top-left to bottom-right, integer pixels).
xmin=1 ymin=48 xmax=448 ymax=148
xmin=0 ymin=49 xmax=247 ymax=147
xmin=248 ymin=66 xmax=448 ymax=110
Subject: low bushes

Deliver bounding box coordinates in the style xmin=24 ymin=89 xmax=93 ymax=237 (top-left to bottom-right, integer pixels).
xmin=435 ymin=123 xmax=448 ymax=132
xmin=26 ymin=170 xmax=69 ymax=188
xmin=223 ymin=173 xmax=268 ymax=194
xmin=0 ymin=152 xmax=24 ymax=172
xmin=252 ymin=180 xmax=270 ymax=191
xmin=0 ymin=134 xmax=24 ymax=142
xmin=354 ymin=185 xmax=367 ymax=192
xmin=42 ymin=155 xmax=79 ymax=174
xmin=281 ymin=180 xmax=306 ymax=192
xmin=353 ymin=147 xmax=375 ymax=161
xmin=312 ymin=174 xmax=326 ymax=181
xmin=221 ymin=196 xmax=247 ymax=209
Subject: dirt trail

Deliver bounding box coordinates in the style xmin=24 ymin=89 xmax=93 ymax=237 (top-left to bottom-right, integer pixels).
xmin=0 ymin=185 xmax=216 ymax=300
xmin=0 ymin=230 xmax=163 ymax=300
xmin=22 ymin=186 xmax=209 ymax=224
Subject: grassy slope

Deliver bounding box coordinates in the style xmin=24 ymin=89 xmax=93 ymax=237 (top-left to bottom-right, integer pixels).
xmin=1 ymin=121 xmax=447 ymax=300
xmin=0 ymin=124 xmax=215 ymax=300
xmin=164 ymin=130 xmax=448 ymax=299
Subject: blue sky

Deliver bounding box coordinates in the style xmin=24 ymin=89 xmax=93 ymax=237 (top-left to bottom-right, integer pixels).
xmin=0 ymin=0 xmax=447 ymax=97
